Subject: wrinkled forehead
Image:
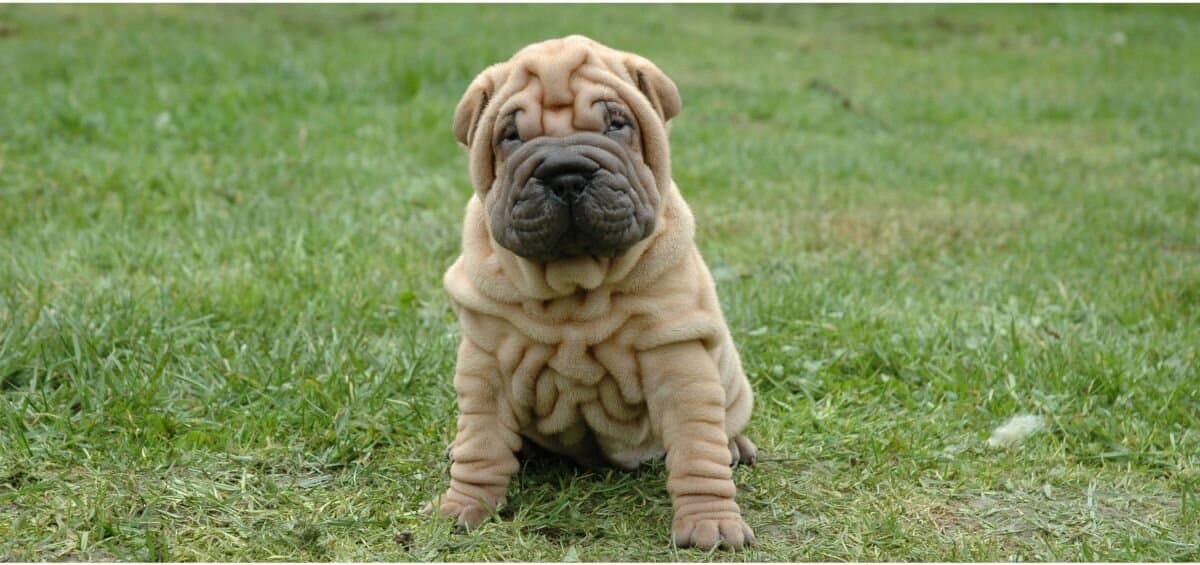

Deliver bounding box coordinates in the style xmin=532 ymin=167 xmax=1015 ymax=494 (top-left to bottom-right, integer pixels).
xmin=497 ymin=40 xmax=632 ymax=134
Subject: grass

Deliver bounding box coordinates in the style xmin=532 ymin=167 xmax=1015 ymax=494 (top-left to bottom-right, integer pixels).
xmin=1 ymin=4 xmax=1198 ymax=561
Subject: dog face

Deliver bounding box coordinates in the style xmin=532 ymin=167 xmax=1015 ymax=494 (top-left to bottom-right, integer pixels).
xmin=453 ymin=35 xmax=681 ymax=262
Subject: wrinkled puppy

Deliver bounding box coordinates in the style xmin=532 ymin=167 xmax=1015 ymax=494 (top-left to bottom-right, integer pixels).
xmin=434 ymin=35 xmax=756 ymax=549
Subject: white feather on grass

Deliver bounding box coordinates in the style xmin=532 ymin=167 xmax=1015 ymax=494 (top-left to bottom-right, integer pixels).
xmin=986 ymin=415 xmax=1044 ymax=448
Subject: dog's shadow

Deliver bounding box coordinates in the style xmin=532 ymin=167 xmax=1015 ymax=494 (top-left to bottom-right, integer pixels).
xmin=497 ymin=443 xmax=672 ymax=541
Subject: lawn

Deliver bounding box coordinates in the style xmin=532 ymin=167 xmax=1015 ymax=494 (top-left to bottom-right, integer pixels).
xmin=1 ymin=4 xmax=1198 ymax=561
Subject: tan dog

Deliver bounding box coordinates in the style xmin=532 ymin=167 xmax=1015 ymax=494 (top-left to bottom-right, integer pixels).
xmin=433 ymin=35 xmax=756 ymax=549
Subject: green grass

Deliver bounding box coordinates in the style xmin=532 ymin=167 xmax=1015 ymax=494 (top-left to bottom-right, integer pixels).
xmin=1 ymin=4 xmax=1198 ymax=561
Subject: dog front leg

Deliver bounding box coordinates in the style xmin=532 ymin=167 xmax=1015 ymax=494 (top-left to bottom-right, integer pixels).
xmin=641 ymin=341 xmax=754 ymax=549
xmin=434 ymin=338 xmax=521 ymax=531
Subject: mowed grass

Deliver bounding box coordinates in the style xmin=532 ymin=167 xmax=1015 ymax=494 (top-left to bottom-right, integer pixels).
xmin=1 ymin=4 xmax=1198 ymax=561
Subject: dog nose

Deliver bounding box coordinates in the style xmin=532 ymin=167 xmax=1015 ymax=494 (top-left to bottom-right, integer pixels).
xmin=546 ymin=173 xmax=589 ymax=201
xmin=534 ymin=153 xmax=599 ymax=202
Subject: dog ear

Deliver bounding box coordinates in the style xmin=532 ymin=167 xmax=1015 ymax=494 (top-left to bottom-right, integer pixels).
xmin=453 ymin=64 xmax=507 ymax=147
xmin=624 ymin=56 xmax=681 ymax=123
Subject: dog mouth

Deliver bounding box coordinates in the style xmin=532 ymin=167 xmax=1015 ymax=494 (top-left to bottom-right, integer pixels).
xmin=490 ymin=134 xmax=657 ymax=262
xmin=509 ymin=170 xmax=643 ymax=260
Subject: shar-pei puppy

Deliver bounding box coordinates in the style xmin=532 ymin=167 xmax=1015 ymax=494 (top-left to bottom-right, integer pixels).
xmin=431 ymin=35 xmax=757 ymax=549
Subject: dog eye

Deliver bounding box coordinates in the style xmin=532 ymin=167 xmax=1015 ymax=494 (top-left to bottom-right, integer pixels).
xmin=605 ymin=116 xmax=630 ymax=134
xmin=501 ymin=125 xmax=521 ymax=143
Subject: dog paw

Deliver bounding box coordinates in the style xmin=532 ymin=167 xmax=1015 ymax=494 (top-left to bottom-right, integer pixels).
xmin=728 ymin=435 xmax=758 ymax=467
xmin=673 ymin=515 xmax=755 ymax=549
xmin=424 ymin=491 xmax=500 ymax=532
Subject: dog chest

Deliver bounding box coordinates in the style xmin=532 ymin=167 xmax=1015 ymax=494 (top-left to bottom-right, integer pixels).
xmin=450 ymin=278 xmax=738 ymax=464
xmin=513 ymin=336 xmax=652 ymax=443
xmin=462 ymin=307 xmax=655 ymax=456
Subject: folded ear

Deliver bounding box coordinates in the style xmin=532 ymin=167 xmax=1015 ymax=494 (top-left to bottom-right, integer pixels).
xmin=624 ymin=55 xmax=682 ymax=123
xmin=453 ymin=63 xmax=508 ymax=147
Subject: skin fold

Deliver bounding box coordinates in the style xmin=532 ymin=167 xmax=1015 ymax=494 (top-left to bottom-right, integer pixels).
xmin=432 ymin=35 xmax=757 ymax=550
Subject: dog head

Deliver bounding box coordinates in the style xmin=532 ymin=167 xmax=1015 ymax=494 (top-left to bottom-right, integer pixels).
xmin=454 ymin=35 xmax=681 ymax=263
